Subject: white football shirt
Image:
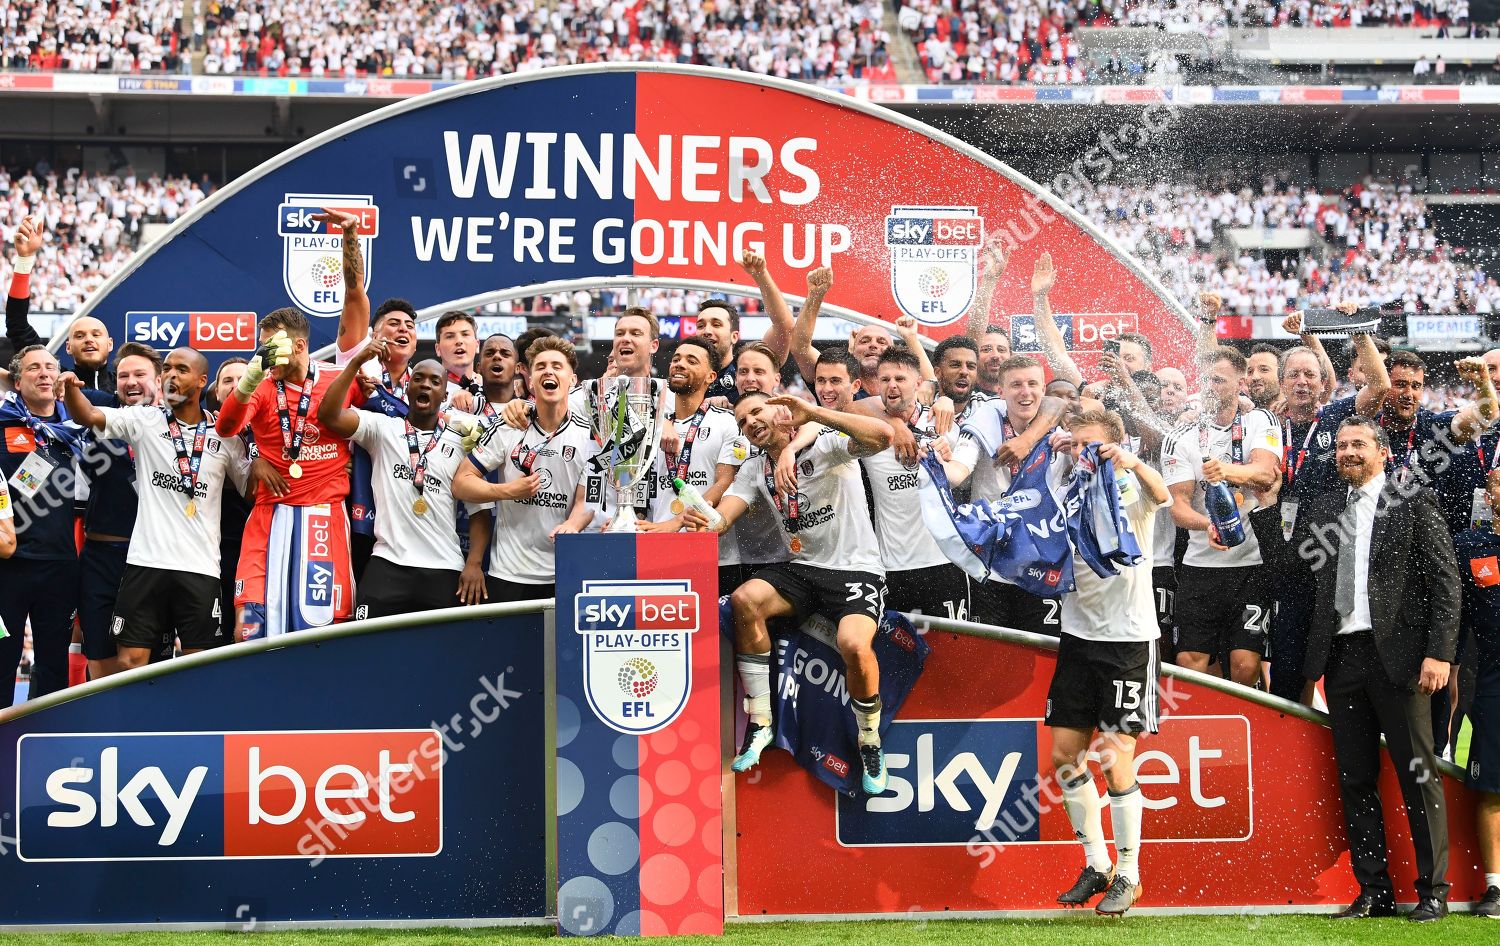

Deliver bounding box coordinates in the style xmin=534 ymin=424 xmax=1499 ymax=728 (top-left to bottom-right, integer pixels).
xmin=1061 ymin=467 xmax=1164 ymax=643
xmin=468 ymin=416 xmax=595 ymax=584
xmin=861 ymin=404 xmax=949 ymax=572
xmin=100 ymin=406 xmax=249 ymax=578
xmin=1161 ymin=409 xmax=1282 ymax=568
xmin=350 ymin=411 xmax=475 ymax=572
xmin=727 ymin=429 xmax=884 ymax=575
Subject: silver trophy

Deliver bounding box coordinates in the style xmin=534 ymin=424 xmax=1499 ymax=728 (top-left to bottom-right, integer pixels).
xmin=588 ymin=376 xmax=665 ymax=533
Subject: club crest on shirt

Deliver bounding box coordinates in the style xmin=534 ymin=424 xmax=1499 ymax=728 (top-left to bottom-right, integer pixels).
xmin=562 ymin=445 xmax=575 ymax=461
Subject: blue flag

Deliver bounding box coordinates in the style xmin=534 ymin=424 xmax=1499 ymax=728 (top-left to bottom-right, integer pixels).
xmin=1064 ymin=443 xmax=1144 ymax=578
xmin=719 ymin=598 xmax=931 ymax=797
xmin=0 ymin=392 xmax=85 ymax=457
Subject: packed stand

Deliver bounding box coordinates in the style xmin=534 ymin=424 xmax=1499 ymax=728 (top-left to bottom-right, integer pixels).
xmin=2 ymin=0 xmax=187 ymax=73
xmin=196 ymin=0 xmax=891 ymax=81
xmin=0 ymin=165 xmax=214 ymax=313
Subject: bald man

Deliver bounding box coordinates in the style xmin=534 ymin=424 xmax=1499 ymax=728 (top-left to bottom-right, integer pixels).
xmin=5 ymin=216 xmax=116 ymax=389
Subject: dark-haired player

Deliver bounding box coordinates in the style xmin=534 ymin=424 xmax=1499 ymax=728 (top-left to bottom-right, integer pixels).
xmin=696 ymin=250 xmax=795 ymax=405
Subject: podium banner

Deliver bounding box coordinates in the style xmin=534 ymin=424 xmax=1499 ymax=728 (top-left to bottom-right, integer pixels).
xmin=554 ymin=533 xmax=722 ymax=937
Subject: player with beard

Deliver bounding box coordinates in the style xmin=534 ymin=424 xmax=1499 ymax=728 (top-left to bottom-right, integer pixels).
xmin=61 ymin=347 xmax=248 ymax=670
xmin=932 ymin=336 xmax=993 ymax=428
xmin=1380 ymin=350 xmax=1498 ymax=495
xmin=217 ymin=309 xmax=357 ymax=639
xmin=455 ymin=337 xmax=596 ymax=601
xmin=74 ymin=343 xmax=163 ymax=678
xmin=685 ymin=391 xmax=894 ymax=793
xmin=637 ymin=339 xmax=738 ymax=533
xmin=963 ymin=234 xmax=1013 ymax=397
xmin=2 ymin=217 xmax=109 ymax=392
xmin=696 ymin=251 xmax=795 ymax=405
xmin=788 ymin=267 xmax=893 ymax=400
xmin=861 ymin=348 xmax=970 ymax=621
xmin=1153 ymin=367 xmax=1188 ymax=421
xmin=435 ymin=311 xmax=481 ymax=412
xmin=715 ymin=342 xmax=794 ymax=593
xmin=1246 ymin=344 xmax=1282 ymax=410
xmin=478 ymin=333 xmax=520 ymax=426
xmin=319 ymin=342 xmax=487 ymax=617
xmin=942 ymin=356 xmax=1068 ymax=634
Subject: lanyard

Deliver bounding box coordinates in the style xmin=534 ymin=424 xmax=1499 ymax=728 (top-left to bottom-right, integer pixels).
xmin=511 ymin=417 xmax=566 ymax=475
xmin=14 ymin=396 xmax=63 ymax=455
xmin=669 ymin=407 xmax=708 ymax=482
xmin=448 ymin=370 xmax=480 ymax=396
xmin=1380 ymin=412 xmax=1419 ymax=470
xmin=1283 ymin=410 xmax=1322 ymax=487
xmin=382 ymin=364 xmax=410 ymax=400
xmin=162 ymin=408 xmax=208 ymax=498
xmin=1475 ymin=433 xmax=1500 ymax=472
xmin=1201 ymin=413 xmax=1244 ymax=465
xmin=274 ymin=364 xmax=316 ymax=461
xmin=403 ymin=412 xmax=449 ymax=498
xmin=481 ymin=399 xmax=502 ymax=428
xmin=763 ymin=453 xmax=800 ymax=535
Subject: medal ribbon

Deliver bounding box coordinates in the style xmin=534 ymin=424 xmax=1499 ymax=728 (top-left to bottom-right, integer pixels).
xmin=404 ymin=412 xmax=450 ymax=498
xmin=670 ymin=408 xmax=708 ymax=482
xmin=763 ymin=453 xmax=800 ymax=537
xmin=274 ymin=363 xmax=316 ymax=463
xmin=1283 ymin=410 xmax=1322 ymax=488
xmin=382 ymin=364 xmax=411 ymax=400
xmin=511 ymin=416 xmax=566 ymax=475
xmin=163 ymin=408 xmax=208 ymax=500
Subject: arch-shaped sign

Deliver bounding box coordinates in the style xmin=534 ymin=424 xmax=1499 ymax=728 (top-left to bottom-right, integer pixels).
xmin=67 ymin=64 xmax=1191 ymax=374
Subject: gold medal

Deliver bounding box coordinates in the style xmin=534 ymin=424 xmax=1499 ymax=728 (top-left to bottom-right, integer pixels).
xmin=790 ymin=536 xmax=803 ymax=554
xmin=288 ymin=462 xmax=303 ymax=479
xmin=184 ymin=500 xmax=197 ymax=518
xmin=670 ymin=499 xmax=685 ymax=515
xmin=413 ymin=497 xmax=429 ymax=515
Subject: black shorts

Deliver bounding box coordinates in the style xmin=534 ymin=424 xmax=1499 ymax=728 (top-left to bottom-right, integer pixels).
xmin=1173 ymin=564 xmax=1272 ymax=659
xmin=885 ymin=563 xmax=970 ymax=623
xmin=1152 ymin=565 xmax=1177 ymax=659
xmin=1467 ymin=664 xmax=1500 ymax=794
xmin=718 ymin=565 xmax=745 ymax=599
xmin=973 ymin=580 xmax=1061 ymax=636
xmin=1045 ymin=632 xmax=1161 ymax=735
xmin=755 ymin=562 xmax=886 ymax=626
xmin=78 ymin=540 xmax=129 ymax=661
xmin=354 ymin=557 xmax=462 ymax=620
xmin=484 ymin=575 xmax=554 ymax=604
xmin=112 ymin=564 xmax=226 ymax=652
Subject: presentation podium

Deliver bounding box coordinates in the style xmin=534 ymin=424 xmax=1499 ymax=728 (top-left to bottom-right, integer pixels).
xmin=553 ymin=533 xmax=724 ymax=937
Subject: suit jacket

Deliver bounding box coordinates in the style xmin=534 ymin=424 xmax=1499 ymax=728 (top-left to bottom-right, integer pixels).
xmin=1286 ymin=482 xmax=1460 ymax=688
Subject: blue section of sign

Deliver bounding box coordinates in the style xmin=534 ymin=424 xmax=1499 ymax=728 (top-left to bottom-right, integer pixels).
xmin=77 ymin=72 xmax=639 ymax=372
xmin=1008 ymin=314 xmax=1073 ymax=353
xmin=835 ymin=719 xmax=1042 ymax=846
xmin=18 ymin=733 xmax=226 ymax=861
xmin=555 ymin=534 xmax=642 ymax=937
xmin=0 ymin=614 xmax=546 ymax=923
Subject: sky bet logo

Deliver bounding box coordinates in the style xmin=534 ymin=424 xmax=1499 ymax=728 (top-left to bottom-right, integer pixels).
xmin=126 ymin=311 xmax=256 ymax=352
xmin=277 ymin=204 xmax=381 ymax=238
xmin=575 ymin=580 xmax=698 ymax=735
xmin=16 ymin=730 xmax=442 ymax=862
xmin=1010 ymin=312 xmax=1140 ymax=354
xmin=835 ymin=716 xmax=1251 ymax=847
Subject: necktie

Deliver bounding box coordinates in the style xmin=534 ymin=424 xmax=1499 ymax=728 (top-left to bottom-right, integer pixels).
xmin=1335 ymin=491 xmax=1361 ymax=614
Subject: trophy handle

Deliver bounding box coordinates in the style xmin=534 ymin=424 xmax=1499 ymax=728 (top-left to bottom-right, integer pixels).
xmin=601 ymin=379 xmax=665 ymax=533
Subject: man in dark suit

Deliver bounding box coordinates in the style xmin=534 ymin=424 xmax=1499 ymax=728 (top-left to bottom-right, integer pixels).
xmin=1288 ymin=414 xmax=1460 ymax=922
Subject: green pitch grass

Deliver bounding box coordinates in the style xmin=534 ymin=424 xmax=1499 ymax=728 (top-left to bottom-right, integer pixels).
xmin=0 ymin=915 xmax=1494 ymax=946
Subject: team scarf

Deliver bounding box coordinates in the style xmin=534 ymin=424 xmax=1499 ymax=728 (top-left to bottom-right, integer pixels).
xmin=718 ymin=598 xmax=930 ymax=797
xmin=917 ymin=437 xmax=1075 ymax=597
xmin=1063 ymin=443 xmax=1144 ymax=579
xmin=0 ymin=391 xmax=86 ymax=457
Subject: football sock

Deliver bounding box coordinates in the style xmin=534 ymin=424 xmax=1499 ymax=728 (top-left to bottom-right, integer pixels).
xmin=852 ymin=694 xmax=882 ymax=747
xmin=736 ymin=652 xmax=771 ymax=725
xmin=1061 ymin=771 xmax=1111 ymax=872
xmin=1110 ymin=783 xmax=1145 ymax=884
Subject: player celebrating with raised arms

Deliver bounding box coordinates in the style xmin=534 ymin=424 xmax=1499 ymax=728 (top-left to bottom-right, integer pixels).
xmin=453 ymin=337 xmax=597 ymax=602
xmin=1047 ymin=409 xmax=1169 ymax=916
xmin=216 ymin=309 xmax=356 ymax=639
xmin=61 ymin=348 xmax=249 ymax=669
xmin=318 ymin=339 xmax=486 ymax=618
xmin=684 ymin=392 xmax=893 ymax=793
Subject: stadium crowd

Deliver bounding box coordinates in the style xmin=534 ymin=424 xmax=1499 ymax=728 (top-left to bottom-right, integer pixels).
xmin=2 ymin=211 xmax=1499 ymax=917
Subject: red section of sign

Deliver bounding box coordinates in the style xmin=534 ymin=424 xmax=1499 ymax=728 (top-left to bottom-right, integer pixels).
xmin=632 ymin=534 xmax=723 ymax=936
xmin=631 ymin=73 xmax=1194 ymax=381
xmin=734 ymin=632 xmax=1485 ymax=914
xmin=189 ymin=311 xmax=257 ymax=350
xmin=221 ymin=730 xmax=442 ymax=857
xmin=634 ymin=594 xmax=698 ymax=631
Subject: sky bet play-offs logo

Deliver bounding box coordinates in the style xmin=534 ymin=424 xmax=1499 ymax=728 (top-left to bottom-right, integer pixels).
xmin=278 ymin=194 xmax=380 ymax=317
xmin=574 ymin=579 xmax=699 ymax=735
xmin=16 ymin=729 xmax=442 ymax=862
xmin=835 ymin=716 xmax=1251 ymax=847
xmin=885 ymin=206 xmax=985 ymax=328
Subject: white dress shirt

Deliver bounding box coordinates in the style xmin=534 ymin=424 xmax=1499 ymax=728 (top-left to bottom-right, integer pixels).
xmin=1338 ymin=471 xmax=1385 ymax=635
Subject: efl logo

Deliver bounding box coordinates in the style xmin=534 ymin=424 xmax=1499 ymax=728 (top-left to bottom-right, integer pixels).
xmin=835 ymin=716 xmax=1251 ymax=847
xmin=125 ymin=312 xmax=256 ymax=352
xmin=1010 ymin=313 xmax=1140 ymax=353
xmin=280 ymin=192 xmax=377 ymax=316
xmin=886 ymin=206 xmax=985 ymax=327
xmin=574 ymin=580 xmax=699 ymax=735
xmin=16 ymin=730 xmax=442 ymax=862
